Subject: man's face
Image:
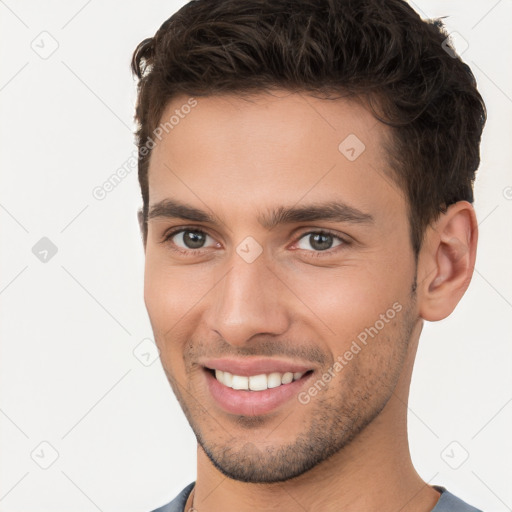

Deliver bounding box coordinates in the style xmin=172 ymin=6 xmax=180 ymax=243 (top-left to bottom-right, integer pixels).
xmin=144 ymin=91 xmax=419 ymax=483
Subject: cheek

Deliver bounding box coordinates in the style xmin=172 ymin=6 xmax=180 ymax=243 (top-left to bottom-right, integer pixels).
xmin=143 ymin=250 xmax=218 ymax=364
xmin=143 ymin=266 xmax=191 ymax=385
xmin=144 ymin=247 xmax=197 ymax=322
xmin=289 ymin=263 xmax=405 ymax=331
xmin=144 ymin=264 xmax=173 ymax=329
xmin=143 ymin=250 xmax=192 ymax=351
xmin=287 ymin=265 xmax=411 ymax=377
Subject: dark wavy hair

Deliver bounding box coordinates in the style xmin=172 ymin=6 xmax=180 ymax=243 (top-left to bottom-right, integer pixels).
xmin=131 ymin=0 xmax=486 ymax=256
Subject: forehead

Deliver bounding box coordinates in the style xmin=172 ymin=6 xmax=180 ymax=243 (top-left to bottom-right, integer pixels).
xmin=147 ymin=90 xmax=404 ymax=222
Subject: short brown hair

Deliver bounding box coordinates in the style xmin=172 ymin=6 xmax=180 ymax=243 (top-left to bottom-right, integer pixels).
xmin=131 ymin=0 xmax=486 ymax=256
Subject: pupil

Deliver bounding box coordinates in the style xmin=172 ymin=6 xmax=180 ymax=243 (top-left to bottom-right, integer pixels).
xmin=311 ymin=233 xmax=332 ymax=251
xmin=185 ymin=231 xmax=205 ymax=249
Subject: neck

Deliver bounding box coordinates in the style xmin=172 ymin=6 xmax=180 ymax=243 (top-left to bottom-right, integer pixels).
xmin=191 ymin=320 xmax=440 ymax=512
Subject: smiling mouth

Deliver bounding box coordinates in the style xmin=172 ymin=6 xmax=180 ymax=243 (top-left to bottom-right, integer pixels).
xmin=205 ymin=367 xmax=314 ymax=391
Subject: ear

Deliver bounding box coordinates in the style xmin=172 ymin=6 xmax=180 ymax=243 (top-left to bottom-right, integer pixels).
xmin=137 ymin=207 xmax=147 ymax=252
xmin=417 ymin=201 xmax=478 ymax=322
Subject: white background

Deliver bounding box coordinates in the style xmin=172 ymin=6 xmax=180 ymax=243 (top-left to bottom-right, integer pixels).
xmin=0 ymin=1 xmax=511 ymax=511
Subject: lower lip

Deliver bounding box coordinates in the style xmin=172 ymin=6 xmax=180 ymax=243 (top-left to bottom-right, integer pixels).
xmin=204 ymin=368 xmax=313 ymax=416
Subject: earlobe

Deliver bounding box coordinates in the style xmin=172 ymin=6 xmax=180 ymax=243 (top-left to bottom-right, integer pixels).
xmin=418 ymin=201 xmax=478 ymax=322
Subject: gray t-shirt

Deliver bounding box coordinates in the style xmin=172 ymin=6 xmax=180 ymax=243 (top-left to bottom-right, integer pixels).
xmin=150 ymin=483 xmax=483 ymax=512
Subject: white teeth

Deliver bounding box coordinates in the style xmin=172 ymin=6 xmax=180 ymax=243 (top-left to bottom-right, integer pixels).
xmin=213 ymin=369 xmax=306 ymax=391
xmin=231 ymin=375 xmax=249 ymax=390
xmin=249 ymin=374 xmax=267 ymax=391
xmin=223 ymin=371 xmax=233 ymax=387
xmin=281 ymin=372 xmax=293 ymax=384
xmin=267 ymin=372 xmax=282 ymax=388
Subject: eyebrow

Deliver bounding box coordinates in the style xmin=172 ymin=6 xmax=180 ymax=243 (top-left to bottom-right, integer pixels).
xmin=148 ymin=198 xmax=374 ymax=230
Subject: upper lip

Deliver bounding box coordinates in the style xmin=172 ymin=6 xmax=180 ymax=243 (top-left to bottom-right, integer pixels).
xmin=201 ymin=357 xmax=314 ymax=376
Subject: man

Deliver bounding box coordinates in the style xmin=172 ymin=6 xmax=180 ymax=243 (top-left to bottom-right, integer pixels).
xmin=131 ymin=0 xmax=486 ymax=510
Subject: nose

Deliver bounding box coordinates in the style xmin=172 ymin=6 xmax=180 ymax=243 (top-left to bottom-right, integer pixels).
xmin=205 ymin=250 xmax=291 ymax=347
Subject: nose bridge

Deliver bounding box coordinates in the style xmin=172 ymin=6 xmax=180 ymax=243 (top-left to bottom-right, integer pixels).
xmin=208 ymin=248 xmax=289 ymax=345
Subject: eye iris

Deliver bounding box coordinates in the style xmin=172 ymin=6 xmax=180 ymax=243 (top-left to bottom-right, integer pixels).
xmin=183 ymin=230 xmax=206 ymax=249
xmin=310 ymin=233 xmax=333 ymax=251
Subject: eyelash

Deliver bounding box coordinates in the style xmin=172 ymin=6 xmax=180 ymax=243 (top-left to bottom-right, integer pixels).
xmin=160 ymin=226 xmax=350 ymax=258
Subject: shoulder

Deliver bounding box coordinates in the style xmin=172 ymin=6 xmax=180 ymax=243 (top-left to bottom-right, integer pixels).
xmin=150 ymin=482 xmax=195 ymax=512
xmin=431 ymin=485 xmax=484 ymax=512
